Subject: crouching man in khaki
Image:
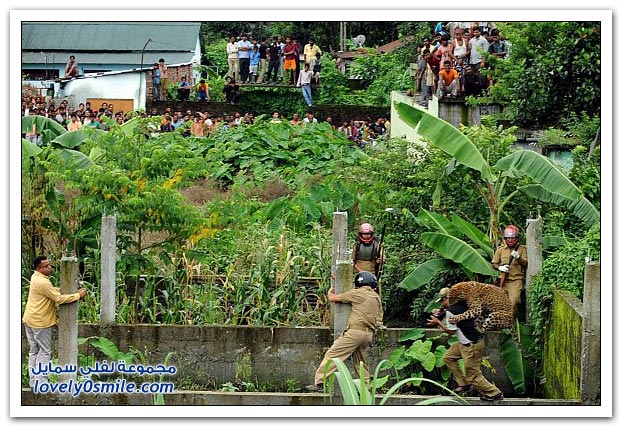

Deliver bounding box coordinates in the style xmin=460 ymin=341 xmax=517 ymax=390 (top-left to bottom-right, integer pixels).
xmin=306 ymin=271 xmax=383 ymax=392
xmin=427 ymin=287 xmax=504 ymax=401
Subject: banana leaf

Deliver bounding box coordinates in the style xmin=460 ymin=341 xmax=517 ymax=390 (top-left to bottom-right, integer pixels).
xmin=394 ymin=101 xmax=494 ymax=182
xmin=52 ymin=128 xmax=106 ymax=149
xmin=432 ymin=177 xmax=443 ymax=207
xmin=398 ymin=258 xmax=453 ymax=291
xmin=495 ymin=150 xmax=582 ymax=200
xmin=89 ymin=145 xmax=107 ymax=164
xmin=416 ymin=208 xmax=460 ymax=236
xmin=53 ymin=148 xmax=95 ymax=170
xmin=21 ymin=138 xmax=42 ymax=159
xmin=421 ymin=232 xmax=497 ymax=276
xmin=450 ymin=214 xmax=494 ymax=258
xmin=21 ymin=115 xmax=66 ymax=144
xmin=499 ymin=323 xmax=536 ymax=396
xmin=519 ymin=184 xmax=599 ymax=227
xmin=120 ymin=116 xmax=142 ymax=136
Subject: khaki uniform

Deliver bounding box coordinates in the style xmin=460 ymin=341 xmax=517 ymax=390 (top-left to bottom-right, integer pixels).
xmin=313 ymin=286 xmax=383 ymax=385
xmin=443 ymin=301 xmax=502 ymax=398
xmin=492 ymin=244 xmax=528 ymax=307
xmin=444 ymin=340 xmax=502 ymax=396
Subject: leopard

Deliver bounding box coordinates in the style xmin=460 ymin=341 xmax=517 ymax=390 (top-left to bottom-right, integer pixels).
xmin=446 ymin=281 xmax=514 ymax=333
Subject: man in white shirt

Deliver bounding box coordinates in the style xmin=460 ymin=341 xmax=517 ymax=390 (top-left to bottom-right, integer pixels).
xmin=303 ymin=110 xmax=317 ymax=124
xmin=226 ymin=36 xmax=239 ymax=81
xmin=468 ymin=27 xmax=490 ymax=73
xmin=296 ymin=63 xmax=314 ymax=106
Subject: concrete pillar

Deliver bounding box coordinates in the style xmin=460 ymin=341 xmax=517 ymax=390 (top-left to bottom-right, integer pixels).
xmin=58 ymin=256 xmax=79 ymax=384
xmin=100 ymin=215 xmax=117 ymax=325
xmin=581 ymin=261 xmax=601 ymax=405
xmin=525 ymin=217 xmax=543 ymax=320
xmin=332 ymin=212 xmax=352 ymax=338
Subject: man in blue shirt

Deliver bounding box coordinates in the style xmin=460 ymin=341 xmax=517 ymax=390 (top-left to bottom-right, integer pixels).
xmin=178 ymin=76 xmax=191 ymax=101
xmin=237 ymin=34 xmax=252 ymax=83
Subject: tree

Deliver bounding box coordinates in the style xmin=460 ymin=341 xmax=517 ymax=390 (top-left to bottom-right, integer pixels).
xmin=487 ymin=22 xmax=600 ymax=126
xmin=393 ymin=103 xmax=599 ymax=290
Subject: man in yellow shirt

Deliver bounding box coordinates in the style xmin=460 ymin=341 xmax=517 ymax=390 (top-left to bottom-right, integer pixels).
xmin=303 ymin=39 xmax=322 ymax=76
xmin=22 ymin=256 xmax=86 ymax=387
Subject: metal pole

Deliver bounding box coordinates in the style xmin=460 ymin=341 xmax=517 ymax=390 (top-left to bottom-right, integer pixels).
xmin=138 ymin=39 xmax=152 ymax=109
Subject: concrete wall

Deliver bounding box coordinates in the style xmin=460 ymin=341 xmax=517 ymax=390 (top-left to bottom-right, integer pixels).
xmin=22 ymin=324 xmax=513 ymax=394
xmin=390 ymin=91 xmax=503 ymax=141
xmin=542 ymin=290 xmax=583 ymax=399
xmin=58 ymin=73 xmax=143 ymax=111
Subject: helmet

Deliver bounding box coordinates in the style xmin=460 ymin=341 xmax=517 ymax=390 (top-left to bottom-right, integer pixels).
xmin=358 ymin=223 xmax=374 ymax=244
xmin=503 ymin=225 xmax=519 ymax=238
xmin=354 ymin=271 xmax=378 ymax=289
xmin=503 ymin=225 xmax=520 ymax=248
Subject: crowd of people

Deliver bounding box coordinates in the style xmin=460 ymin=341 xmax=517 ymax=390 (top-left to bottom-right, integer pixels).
xmin=226 ymin=34 xmax=322 ymax=87
xmin=155 ymin=34 xmax=324 ymax=106
xmin=415 ymin=21 xmax=509 ymax=107
xmin=21 ymin=91 xmax=391 ymax=149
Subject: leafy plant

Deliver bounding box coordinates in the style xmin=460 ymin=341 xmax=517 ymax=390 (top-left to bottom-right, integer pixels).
xmin=77 ymin=336 xmax=135 ymax=367
xmin=499 ymin=325 xmax=538 ymax=396
xmin=219 ymin=382 xmax=239 ymax=392
xmin=324 ymin=358 xmax=467 ymax=405
xmin=382 ymin=328 xmax=451 ymax=391
xmin=153 ymin=351 xmax=176 ymax=405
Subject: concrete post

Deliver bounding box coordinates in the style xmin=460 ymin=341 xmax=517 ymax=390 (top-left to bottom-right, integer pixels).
xmin=525 ymin=217 xmax=543 ymax=320
xmin=58 ymin=256 xmax=79 ymax=384
xmin=332 ymin=212 xmax=352 ymax=339
xmin=581 ymin=261 xmax=601 ymax=405
xmin=100 ymin=215 xmax=117 ymax=325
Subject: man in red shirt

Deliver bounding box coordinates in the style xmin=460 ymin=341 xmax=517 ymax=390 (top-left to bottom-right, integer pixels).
xmin=438 ymin=59 xmax=460 ymax=98
xmin=282 ymin=37 xmax=298 ymax=85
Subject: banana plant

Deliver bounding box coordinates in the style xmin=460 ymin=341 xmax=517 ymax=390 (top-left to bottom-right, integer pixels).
xmin=395 ymin=102 xmax=599 ymax=291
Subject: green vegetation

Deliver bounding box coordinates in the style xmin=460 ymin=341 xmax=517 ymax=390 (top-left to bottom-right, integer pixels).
xmin=21 ymin=21 xmax=602 ymax=396
xmin=324 ymin=358 xmax=466 ymax=405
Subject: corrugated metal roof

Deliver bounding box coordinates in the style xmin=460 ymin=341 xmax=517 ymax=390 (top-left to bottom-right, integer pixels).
xmin=22 ymin=51 xmax=194 ymax=66
xmin=21 ymin=22 xmax=201 ymax=52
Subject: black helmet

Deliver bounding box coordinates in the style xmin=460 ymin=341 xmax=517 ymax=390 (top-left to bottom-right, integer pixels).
xmin=354 ymin=271 xmax=378 ymax=289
